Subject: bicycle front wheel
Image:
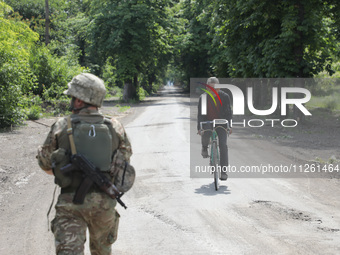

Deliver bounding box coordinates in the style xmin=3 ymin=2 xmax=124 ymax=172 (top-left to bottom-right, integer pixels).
xmin=211 ymin=141 xmax=219 ymax=191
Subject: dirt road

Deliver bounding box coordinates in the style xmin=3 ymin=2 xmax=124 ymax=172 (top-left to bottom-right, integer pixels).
xmin=0 ymin=86 xmax=339 ymax=254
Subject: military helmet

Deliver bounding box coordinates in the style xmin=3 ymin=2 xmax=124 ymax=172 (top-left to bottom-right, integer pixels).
xmin=64 ymin=73 xmax=106 ymax=107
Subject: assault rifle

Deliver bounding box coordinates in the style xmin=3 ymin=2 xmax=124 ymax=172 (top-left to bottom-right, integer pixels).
xmin=61 ymin=154 xmax=127 ymax=209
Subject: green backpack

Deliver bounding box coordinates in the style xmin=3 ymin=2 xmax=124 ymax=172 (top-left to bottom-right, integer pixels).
xmin=72 ymin=115 xmax=116 ymax=171
xmin=51 ymin=114 xmax=118 ymax=188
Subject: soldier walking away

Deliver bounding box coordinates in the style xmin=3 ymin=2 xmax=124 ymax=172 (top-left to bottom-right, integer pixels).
xmin=37 ymin=73 xmax=134 ymax=255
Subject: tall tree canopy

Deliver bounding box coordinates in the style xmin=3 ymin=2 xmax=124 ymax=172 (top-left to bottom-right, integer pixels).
xmin=196 ymin=0 xmax=339 ymax=78
xmin=1 ymin=0 xmax=340 ymax=127
xmin=88 ymin=0 xmax=172 ymax=99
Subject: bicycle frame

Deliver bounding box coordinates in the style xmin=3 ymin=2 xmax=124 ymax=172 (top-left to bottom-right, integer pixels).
xmin=210 ymin=129 xmax=219 ymax=166
xmin=200 ymin=120 xmax=230 ymax=147
xmin=200 ymin=120 xmax=229 ymax=190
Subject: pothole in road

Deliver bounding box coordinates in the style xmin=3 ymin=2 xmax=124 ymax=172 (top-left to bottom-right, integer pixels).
xmin=139 ymin=206 xmax=188 ymax=233
xmin=252 ymin=200 xmax=340 ymax=234
xmin=317 ymin=226 xmax=340 ymax=232
xmin=252 ymin=200 xmax=318 ymax=222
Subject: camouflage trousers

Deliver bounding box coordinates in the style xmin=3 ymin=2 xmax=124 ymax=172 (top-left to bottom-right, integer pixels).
xmin=51 ymin=192 xmax=120 ymax=255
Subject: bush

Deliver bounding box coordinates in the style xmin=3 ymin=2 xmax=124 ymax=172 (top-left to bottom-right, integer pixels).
xmin=21 ymin=93 xmax=43 ymax=120
xmin=0 ymin=80 xmax=26 ymax=128
xmin=42 ymin=90 xmax=70 ymax=116
xmin=0 ymin=16 xmax=85 ymax=128
xmin=29 ymin=46 xmax=85 ymax=98
xmin=26 ymin=105 xmax=42 ymax=120
xmin=102 ymin=57 xmax=118 ymax=89
xmin=325 ymin=98 xmax=338 ymax=111
xmin=0 ymin=3 xmax=39 ymax=128
xmin=138 ymin=86 xmax=148 ymax=101
xmin=28 ymin=45 xmax=86 ymax=117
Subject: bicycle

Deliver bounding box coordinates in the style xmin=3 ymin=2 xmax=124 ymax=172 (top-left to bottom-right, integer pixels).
xmin=200 ymin=119 xmax=230 ymax=191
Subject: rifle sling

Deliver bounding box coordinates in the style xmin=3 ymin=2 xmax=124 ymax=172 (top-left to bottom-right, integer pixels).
xmin=67 ymin=116 xmax=77 ymax=155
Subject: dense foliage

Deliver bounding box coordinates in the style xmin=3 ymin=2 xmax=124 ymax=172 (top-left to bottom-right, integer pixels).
xmin=0 ymin=2 xmax=38 ymax=127
xmin=1 ymin=0 xmax=339 ymax=127
xmin=88 ymin=0 xmax=172 ymax=99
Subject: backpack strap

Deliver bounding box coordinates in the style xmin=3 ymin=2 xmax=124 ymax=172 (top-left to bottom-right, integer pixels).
xmin=67 ymin=116 xmax=77 ymax=155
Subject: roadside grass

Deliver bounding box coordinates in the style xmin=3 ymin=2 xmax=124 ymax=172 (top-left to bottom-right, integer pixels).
xmin=115 ymin=104 xmax=131 ymax=113
xmin=306 ymin=82 xmax=340 ymax=113
xmin=106 ymin=86 xmax=123 ymax=99
xmin=307 ymin=93 xmax=340 ymax=111
xmin=312 ymin=156 xmax=339 ymax=164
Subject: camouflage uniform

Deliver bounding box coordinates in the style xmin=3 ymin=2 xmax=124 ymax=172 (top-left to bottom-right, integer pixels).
xmin=52 ymin=192 xmax=119 ymax=255
xmin=37 ymin=110 xmax=132 ymax=172
xmin=37 ymin=73 xmax=132 ymax=255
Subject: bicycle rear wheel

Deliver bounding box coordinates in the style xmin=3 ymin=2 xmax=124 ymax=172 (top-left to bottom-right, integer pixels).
xmin=211 ymin=141 xmax=219 ymax=191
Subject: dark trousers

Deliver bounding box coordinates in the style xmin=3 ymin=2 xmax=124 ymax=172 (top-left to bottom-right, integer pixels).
xmin=202 ymin=128 xmax=229 ymax=167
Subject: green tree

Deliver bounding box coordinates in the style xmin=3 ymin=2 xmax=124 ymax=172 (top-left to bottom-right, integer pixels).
xmin=0 ymin=2 xmax=39 ymax=128
xmin=88 ymin=0 xmax=172 ymax=100
xmin=1 ymin=1 xmax=86 ymax=127
xmin=207 ymin=0 xmax=338 ymax=78
xmin=5 ymin=0 xmax=91 ymax=65
xmin=170 ymin=0 xmax=214 ymax=87
xmin=5 ymin=0 xmax=47 ymax=44
xmin=29 ymin=45 xmax=84 ymax=97
xmin=45 ymin=0 xmax=50 ymax=45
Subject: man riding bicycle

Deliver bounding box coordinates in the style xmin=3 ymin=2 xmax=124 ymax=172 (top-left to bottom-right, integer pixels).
xmin=197 ymin=77 xmax=232 ymax=181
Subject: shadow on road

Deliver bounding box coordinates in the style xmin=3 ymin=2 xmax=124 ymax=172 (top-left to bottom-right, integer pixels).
xmin=194 ymin=182 xmax=231 ymax=196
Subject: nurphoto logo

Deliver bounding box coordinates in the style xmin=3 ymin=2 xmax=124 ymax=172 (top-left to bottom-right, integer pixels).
xmin=199 ymin=81 xmax=312 ymax=128
xmin=199 ymin=82 xmax=223 ymax=112
xmin=190 ymin=78 xmax=339 ymax=179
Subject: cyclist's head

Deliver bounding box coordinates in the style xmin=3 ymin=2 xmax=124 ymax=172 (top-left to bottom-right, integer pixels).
xmin=207 ymin=77 xmax=220 ymax=90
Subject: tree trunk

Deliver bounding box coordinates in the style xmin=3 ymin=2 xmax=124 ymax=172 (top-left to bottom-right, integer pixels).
xmin=123 ymin=76 xmax=137 ymax=102
xmin=123 ymin=79 xmax=133 ymax=102
xmin=293 ymin=2 xmax=305 ymax=77
xmin=45 ymin=0 xmax=50 ymax=46
xmin=148 ymin=73 xmax=155 ymax=94
xmin=133 ymin=74 xmax=138 ymax=100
